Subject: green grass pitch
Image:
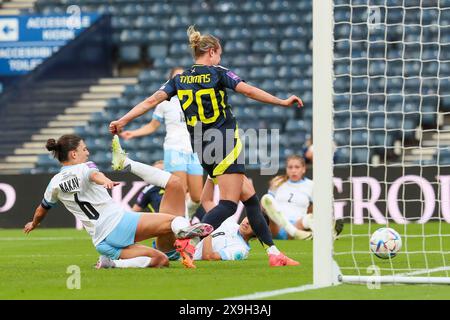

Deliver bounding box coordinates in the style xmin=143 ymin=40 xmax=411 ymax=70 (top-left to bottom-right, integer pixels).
xmin=1 ymin=223 xmax=449 ymax=300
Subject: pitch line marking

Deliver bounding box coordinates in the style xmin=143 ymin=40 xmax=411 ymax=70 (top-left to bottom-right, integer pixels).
xmin=0 ymin=237 xmax=86 ymax=241
xmin=221 ymin=283 xmax=331 ymax=300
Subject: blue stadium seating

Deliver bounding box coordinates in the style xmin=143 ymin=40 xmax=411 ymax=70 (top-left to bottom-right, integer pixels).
xmin=27 ymin=0 xmax=448 ymax=172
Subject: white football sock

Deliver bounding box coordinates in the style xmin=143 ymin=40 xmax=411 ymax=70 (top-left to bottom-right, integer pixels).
xmin=125 ymin=158 xmax=171 ymax=188
xmin=266 ymin=245 xmax=281 ymax=255
xmin=113 ymin=256 xmax=152 ymax=268
xmin=284 ymin=222 xmax=302 ymax=238
xmin=302 ymin=214 xmax=314 ymax=231
xmin=171 ymin=216 xmax=191 ymax=234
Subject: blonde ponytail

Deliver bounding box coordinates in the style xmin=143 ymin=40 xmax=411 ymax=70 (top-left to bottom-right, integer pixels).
xmin=186 ymin=25 xmax=221 ymax=59
xmin=187 ymin=25 xmax=201 ymax=49
xmin=269 ymin=175 xmax=289 ymax=191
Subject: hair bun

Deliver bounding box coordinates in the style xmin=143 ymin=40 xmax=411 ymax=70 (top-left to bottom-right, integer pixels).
xmin=45 ymin=138 xmax=58 ymax=151
xmin=187 ymin=25 xmax=201 ymax=47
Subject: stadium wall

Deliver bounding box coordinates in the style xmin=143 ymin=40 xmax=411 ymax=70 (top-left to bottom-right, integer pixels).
xmin=0 ymin=167 xmax=449 ymax=228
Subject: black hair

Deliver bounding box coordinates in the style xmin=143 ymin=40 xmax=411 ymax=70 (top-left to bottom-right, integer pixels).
xmin=243 ymin=213 xmax=270 ymax=240
xmin=46 ymin=134 xmax=82 ymax=162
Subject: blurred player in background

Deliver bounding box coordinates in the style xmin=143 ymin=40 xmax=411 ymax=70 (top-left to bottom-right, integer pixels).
xmin=109 ymin=25 xmax=303 ymax=267
xmin=23 ymin=135 xmax=213 ymax=269
xmin=261 ymin=155 xmax=343 ymax=240
xmin=261 ymin=155 xmax=314 ymax=240
xmin=120 ymin=67 xmax=203 ymax=218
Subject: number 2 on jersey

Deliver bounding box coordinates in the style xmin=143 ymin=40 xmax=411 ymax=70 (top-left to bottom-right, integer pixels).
xmin=288 ymin=193 xmax=294 ymax=203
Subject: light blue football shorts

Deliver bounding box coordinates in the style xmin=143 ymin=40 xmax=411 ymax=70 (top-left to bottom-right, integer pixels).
xmin=164 ymin=149 xmax=203 ymax=175
xmin=95 ymin=211 xmax=141 ymax=260
xmin=275 ymin=219 xmax=298 ymax=240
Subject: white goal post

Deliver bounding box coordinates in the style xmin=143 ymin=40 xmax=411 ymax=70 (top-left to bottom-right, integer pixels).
xmin=313 ymin=0 xmax=338 ymax=287
xmin=313 ymin=0 xmax=450 ymax=286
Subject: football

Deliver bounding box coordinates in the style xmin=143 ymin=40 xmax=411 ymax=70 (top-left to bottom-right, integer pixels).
xmin=370 ymin=227 xmax=402 ymax=259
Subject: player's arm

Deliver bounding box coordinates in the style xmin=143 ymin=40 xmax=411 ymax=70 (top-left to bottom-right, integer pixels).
xmin=201 ymin=236 xmax=222 ymax=260
xmin=120 ymin=119 xmax=161 ymax=140
xmin=24 ymin=204 xmax=48 ymax=234
xmin=90 ymin=171 xmax=120 ymax=189
xmin=235 ymin=82 xmax=303 ymax=108
xmin=109 ymin=90 xmax=168 ymax=134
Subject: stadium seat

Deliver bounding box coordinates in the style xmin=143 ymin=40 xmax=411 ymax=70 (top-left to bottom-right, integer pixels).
xmin=250 ymin=66 xmax=277 ymax=79
xmin=437 ymin=149 xmax=450 ymax=165
xmin=146 ymin=30 xmax=169 ymax=42
xmin=352 ymin=147 xmax=371 ymax=164
xmin=385 ymin=78 xmax=403 ymax=94
xmin=351 ymin=129 xmax=368 ymax=146
xmin=367 ymin=42 xmax=386 ymax=59
xmin=276 ymin=12 xmax=300 ymax=25
xmin=334 ymin=130 xmax=350 ymax=146
xmin=168 ymin=15 xmax=191 ymax=28
xmin=334 ymin=147 xmax=350 ymax=164
xmin=278 ymin=66 xmax=303 ymax=79
xmin=195 ymin=15 xmax=218 ymax=28
xmin=227 ymin=27 xmax=252 ymax=41
xmin=232 ymin=107 xmax=253 ymax=120
xmin=149 ymin=2 xmax=173 ymax=15
xmin=249 ymin=13 xmax=273 ymax=26
xmin=240 ymin=1 xmax=264 ymax=12
xmin=118 ymin=45 xmax=141 ymax=63
xmin=334 ymin=24 xmax=351 ymax=41
xmin=134 ymin=16 xmax=159 ymax=29
xmin=224 ymin=41 xmax=251 ymax=54
xmin=119 ymin=29 xmax=146 ymax=44
xmin=285 ymin=119 xmax=312 ymax=133
xmin=112 ymin=16 xmax=132 ymax=29
xmin=147 ymin=45 xmax=168 ymax=60
xmin=421 ymin=105 xmax=438 ymax=127
xmin=169 ymin=43 xmax=190 ymax=56
xmin=283 ymin=26 xmax=308 ymax=39
xmin=280 ymin=39 xmax=307 ymax=52
xmin=221 ymin=14 xmax=245 ymax=26
xmin=252 ymin=41 xmax=278 ymax=53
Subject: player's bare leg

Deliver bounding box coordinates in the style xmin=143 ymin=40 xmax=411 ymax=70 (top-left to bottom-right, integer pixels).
xmin=186 ymin=174 xmax=203 ymax=218
xmin=96 ymin=244 xmax=169 ymax=269
xmin=187 ymin=174 xmax=203 ymax=203
xmin=157 ymin=175 xmax=186 ymax=252
xmin=120 ymin=244 xmax=169 ymax=267
xmin=199 ymin=177 xmax=216 ymax=212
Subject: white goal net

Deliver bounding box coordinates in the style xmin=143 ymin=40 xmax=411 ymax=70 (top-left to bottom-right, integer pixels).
xmin=330 ymin=0 xmax=450 ymax=284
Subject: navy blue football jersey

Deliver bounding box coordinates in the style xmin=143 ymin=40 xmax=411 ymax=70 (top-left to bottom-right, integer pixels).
xmin=159 ymin=64 xmax=243 ymax=132
xmin=135 ymin=185 xmax=165 ymax=212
